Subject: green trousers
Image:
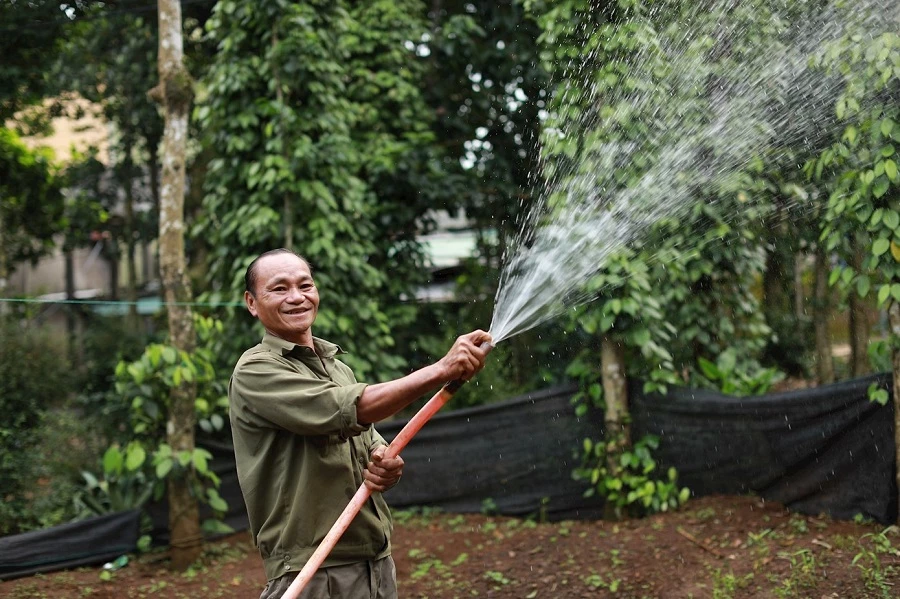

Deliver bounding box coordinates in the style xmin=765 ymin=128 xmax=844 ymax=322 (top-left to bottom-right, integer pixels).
xmin=259 ymin=556 xmax=397 ymax=599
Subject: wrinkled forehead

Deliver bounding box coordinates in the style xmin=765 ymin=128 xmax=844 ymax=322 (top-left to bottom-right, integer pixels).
xmin=256 ymin=254 xmax=314 ymax=284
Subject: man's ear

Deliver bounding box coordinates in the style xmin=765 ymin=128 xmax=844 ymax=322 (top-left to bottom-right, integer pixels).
xmin=244 ymin=291 xmax=258 ymax=318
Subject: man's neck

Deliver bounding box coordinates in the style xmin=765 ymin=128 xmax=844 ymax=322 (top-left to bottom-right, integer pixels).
xmin=267 ymin=329 xmax=315 ymax=351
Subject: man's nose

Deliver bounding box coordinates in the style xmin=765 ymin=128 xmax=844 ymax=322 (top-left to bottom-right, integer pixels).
xmin=287 ymin=287 xmax=305 ymax=302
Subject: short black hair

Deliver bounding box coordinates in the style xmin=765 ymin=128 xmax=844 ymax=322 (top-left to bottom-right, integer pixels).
xmin=244 ymin=249 xmax=312 ymax=296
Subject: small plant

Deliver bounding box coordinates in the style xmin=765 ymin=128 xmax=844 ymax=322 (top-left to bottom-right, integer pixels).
xmin=574 ymin=434 xmax=690 ymax=518
xmin=480 ymin=497 xmax=498 ymax=516
xmin=746 ymin=528 xmax=773 ymax=546
xmin=92 ymin=316 xmax=234 ymax=535
xmin=710 ymin=567 xmax=754 ymax=599
xmin=697 ymin=348 xmax=785 ymax=396
xmin=772 ymin=549 xmax=818 ymax=597
xmin=484 ymin=570 xmax=511 ymax=586
xmin=788 ymin=515 xmax=809 ymax=534
xmin=609 ymin=548 xmax=625 ymax=568
xmin=853 ymin=527 xmax=900 ymax=598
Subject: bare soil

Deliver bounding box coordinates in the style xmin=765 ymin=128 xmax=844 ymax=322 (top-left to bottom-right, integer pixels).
xmin=2 ymin=495 xmax=898 ymax=598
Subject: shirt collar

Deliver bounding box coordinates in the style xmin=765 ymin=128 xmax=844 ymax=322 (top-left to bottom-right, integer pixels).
xmin=261 ymin=332 xmax=344 ymax=359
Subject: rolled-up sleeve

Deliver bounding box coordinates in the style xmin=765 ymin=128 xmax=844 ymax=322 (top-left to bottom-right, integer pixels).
xmin=231 ymin=357 xmax=370 ymax=438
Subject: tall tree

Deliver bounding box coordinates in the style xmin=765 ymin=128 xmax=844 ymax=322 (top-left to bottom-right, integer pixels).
xmin=809 ymin=23 xmax=899 ymax=520
xmin=0 ymin=0 xmax=81 ymax=122
xmin=0 ymin=129 xmax=63 ymax=302
xmin=150 ymin=0 xmax=201 ymax=569
xmin=198 ymin=0 xmax=441 ymax=380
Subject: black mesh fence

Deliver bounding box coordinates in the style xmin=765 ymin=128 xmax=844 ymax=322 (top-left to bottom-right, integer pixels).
xmin=2 ymin=372 xmax=896 ymax=580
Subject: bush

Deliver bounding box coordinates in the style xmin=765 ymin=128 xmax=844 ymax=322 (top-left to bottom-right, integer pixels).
xmin=0 ymin=322 xmax=71 ymax=535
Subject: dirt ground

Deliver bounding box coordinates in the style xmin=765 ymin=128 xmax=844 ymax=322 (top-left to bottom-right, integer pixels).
xmin=2 ymin=495 xmax=898 ymax=598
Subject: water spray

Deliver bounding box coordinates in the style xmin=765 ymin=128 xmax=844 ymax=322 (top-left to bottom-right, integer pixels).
xmin=281 ymin=342 xmax=494 ymax=599
xmin=277 ymin=1 xmax=895 ymax=595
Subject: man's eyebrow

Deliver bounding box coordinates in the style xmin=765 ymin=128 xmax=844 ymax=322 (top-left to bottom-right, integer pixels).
xmin=265 ymin=274 xmax=312 ymax=287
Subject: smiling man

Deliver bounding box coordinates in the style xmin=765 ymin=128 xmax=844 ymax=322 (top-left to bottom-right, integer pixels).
xmin=229 ymin=248 xmax=491 ymax=599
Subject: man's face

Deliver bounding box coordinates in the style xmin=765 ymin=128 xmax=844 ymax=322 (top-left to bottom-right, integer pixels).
xmin=245 ymin=253 xmax=320 ymax=346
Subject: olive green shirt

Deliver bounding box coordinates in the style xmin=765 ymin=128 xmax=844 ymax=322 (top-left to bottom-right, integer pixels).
xmin=229 ymin=333 xmax=393 ymax=582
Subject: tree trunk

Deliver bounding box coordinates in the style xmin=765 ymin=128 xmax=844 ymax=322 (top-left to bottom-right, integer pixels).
xmin=762 ymin=239 xmax=788 ymax=327
xmin=813 ymin=245 xmax=835 ymax=384
xmin=64 ymin=246 xmax=81 ymax=366
xmin=153 ymin=0 xmax=201 ymax=570
xmin=889 ymin=300 xmax=900 ymax=524
xmin=123 ymin=168 xmax=139 ymax=326
xmin=1 ymin=211 xmax=8 ymax=316
xmin=108 ymin=244 xmax=119 ymax=301
xmin=601 ymin=335 xmax=629 ymax=519
xmin=601 ymin=336 xmax=630 ymax=446
xmin=848 ymin=243 xmax=869 ymax=376
xmin=794 ymin=252 xmax=805 ymax=319
xmin=148 ymin=144 xmax=161 ymax=283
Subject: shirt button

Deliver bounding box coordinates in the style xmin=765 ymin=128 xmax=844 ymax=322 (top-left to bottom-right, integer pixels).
xmin=285 ymin=564 xmax=291 ymax=571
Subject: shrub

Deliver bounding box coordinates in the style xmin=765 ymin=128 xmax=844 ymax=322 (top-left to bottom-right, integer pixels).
xmin=0 ymin=322 xmax=71 ymax=534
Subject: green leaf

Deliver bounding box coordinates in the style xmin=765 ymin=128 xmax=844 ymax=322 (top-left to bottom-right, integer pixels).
xmin=82 ymin=470 xmax=100 ymax=489
xmin=125 ymin=444 xmax=146 ymax=471
xmin=162 ymin=347 xmax=177 ymax=364
xmin=892 ymin=283 xmax=900 ymax=302
xmin=148 ymin=345 xmax=162 ymax=368
xmin=156 ymin=459 xmax=173 ymax=479
xmin=884 ymin=210 xmax=900 ymax=231
xmin=103 ymin=446 xmax=123 ymax=476
xmin=206 ymin=489 xmax=228 ymax=512
xmin=885 ymin=159 xmax=898 ymax=181
xmin=717 ymin=349 xmax=737 ymax=375
xmin=698 ymin=357 xmax=719 ymax=380
xmin=873 ymin=238 xmax=890 ymax=256
xmin=878 ymin=284 xmax=891 ymax=304
xmin=192 ymin=448 xmax=213 ymax=474
xmin=828 ymin=267 xmax=841 ymax=286
xmin=211 ymin=414 xmax=225 ymax=430
xmin=201 ymin=519 xmax=235 ymax=534
xmin=856 ymin=276 xmax=871 ymax=297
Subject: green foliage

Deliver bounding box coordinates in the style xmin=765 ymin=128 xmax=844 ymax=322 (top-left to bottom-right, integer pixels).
xmin=421 ymin=2 xmax=550 ymax=252
xmin=82 ymin=316 xmax=231 ymax=528
xmin=0 ymin=323 xmax=71 ymax=535
xmin=76 ymin=443 xmax=159 ymax=516
xmin=808 ymin=27 xmax=899 ymax=346
xmin=0 ymin=0 xmax=81 ymax=120
xmin=197 ymin=0 xmax=438 ymax=381
xmin=696 ymin=349 xmax=785 ymax=396
xmin=852 ymin=527 xmax=900 ymax=598
xmin=0 ymin=127 xmax=64 ymax=273
xmin=574 ymin=434 xmax=690 ymax=519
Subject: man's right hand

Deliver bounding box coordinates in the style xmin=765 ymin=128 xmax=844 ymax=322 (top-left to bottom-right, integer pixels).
xmin=357 ymin=329 xmax=493 ymax=424
xmin=438 ymin=330 xmax=492 ymax=382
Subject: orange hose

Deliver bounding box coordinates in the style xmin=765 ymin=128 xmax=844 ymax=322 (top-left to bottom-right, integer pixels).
xmin=281 ymin=385 xmax=457 ymax=599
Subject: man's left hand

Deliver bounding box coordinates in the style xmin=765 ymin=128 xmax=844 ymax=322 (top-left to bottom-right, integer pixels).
xmin=364 ymin=445 xmax=404 ymax=492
